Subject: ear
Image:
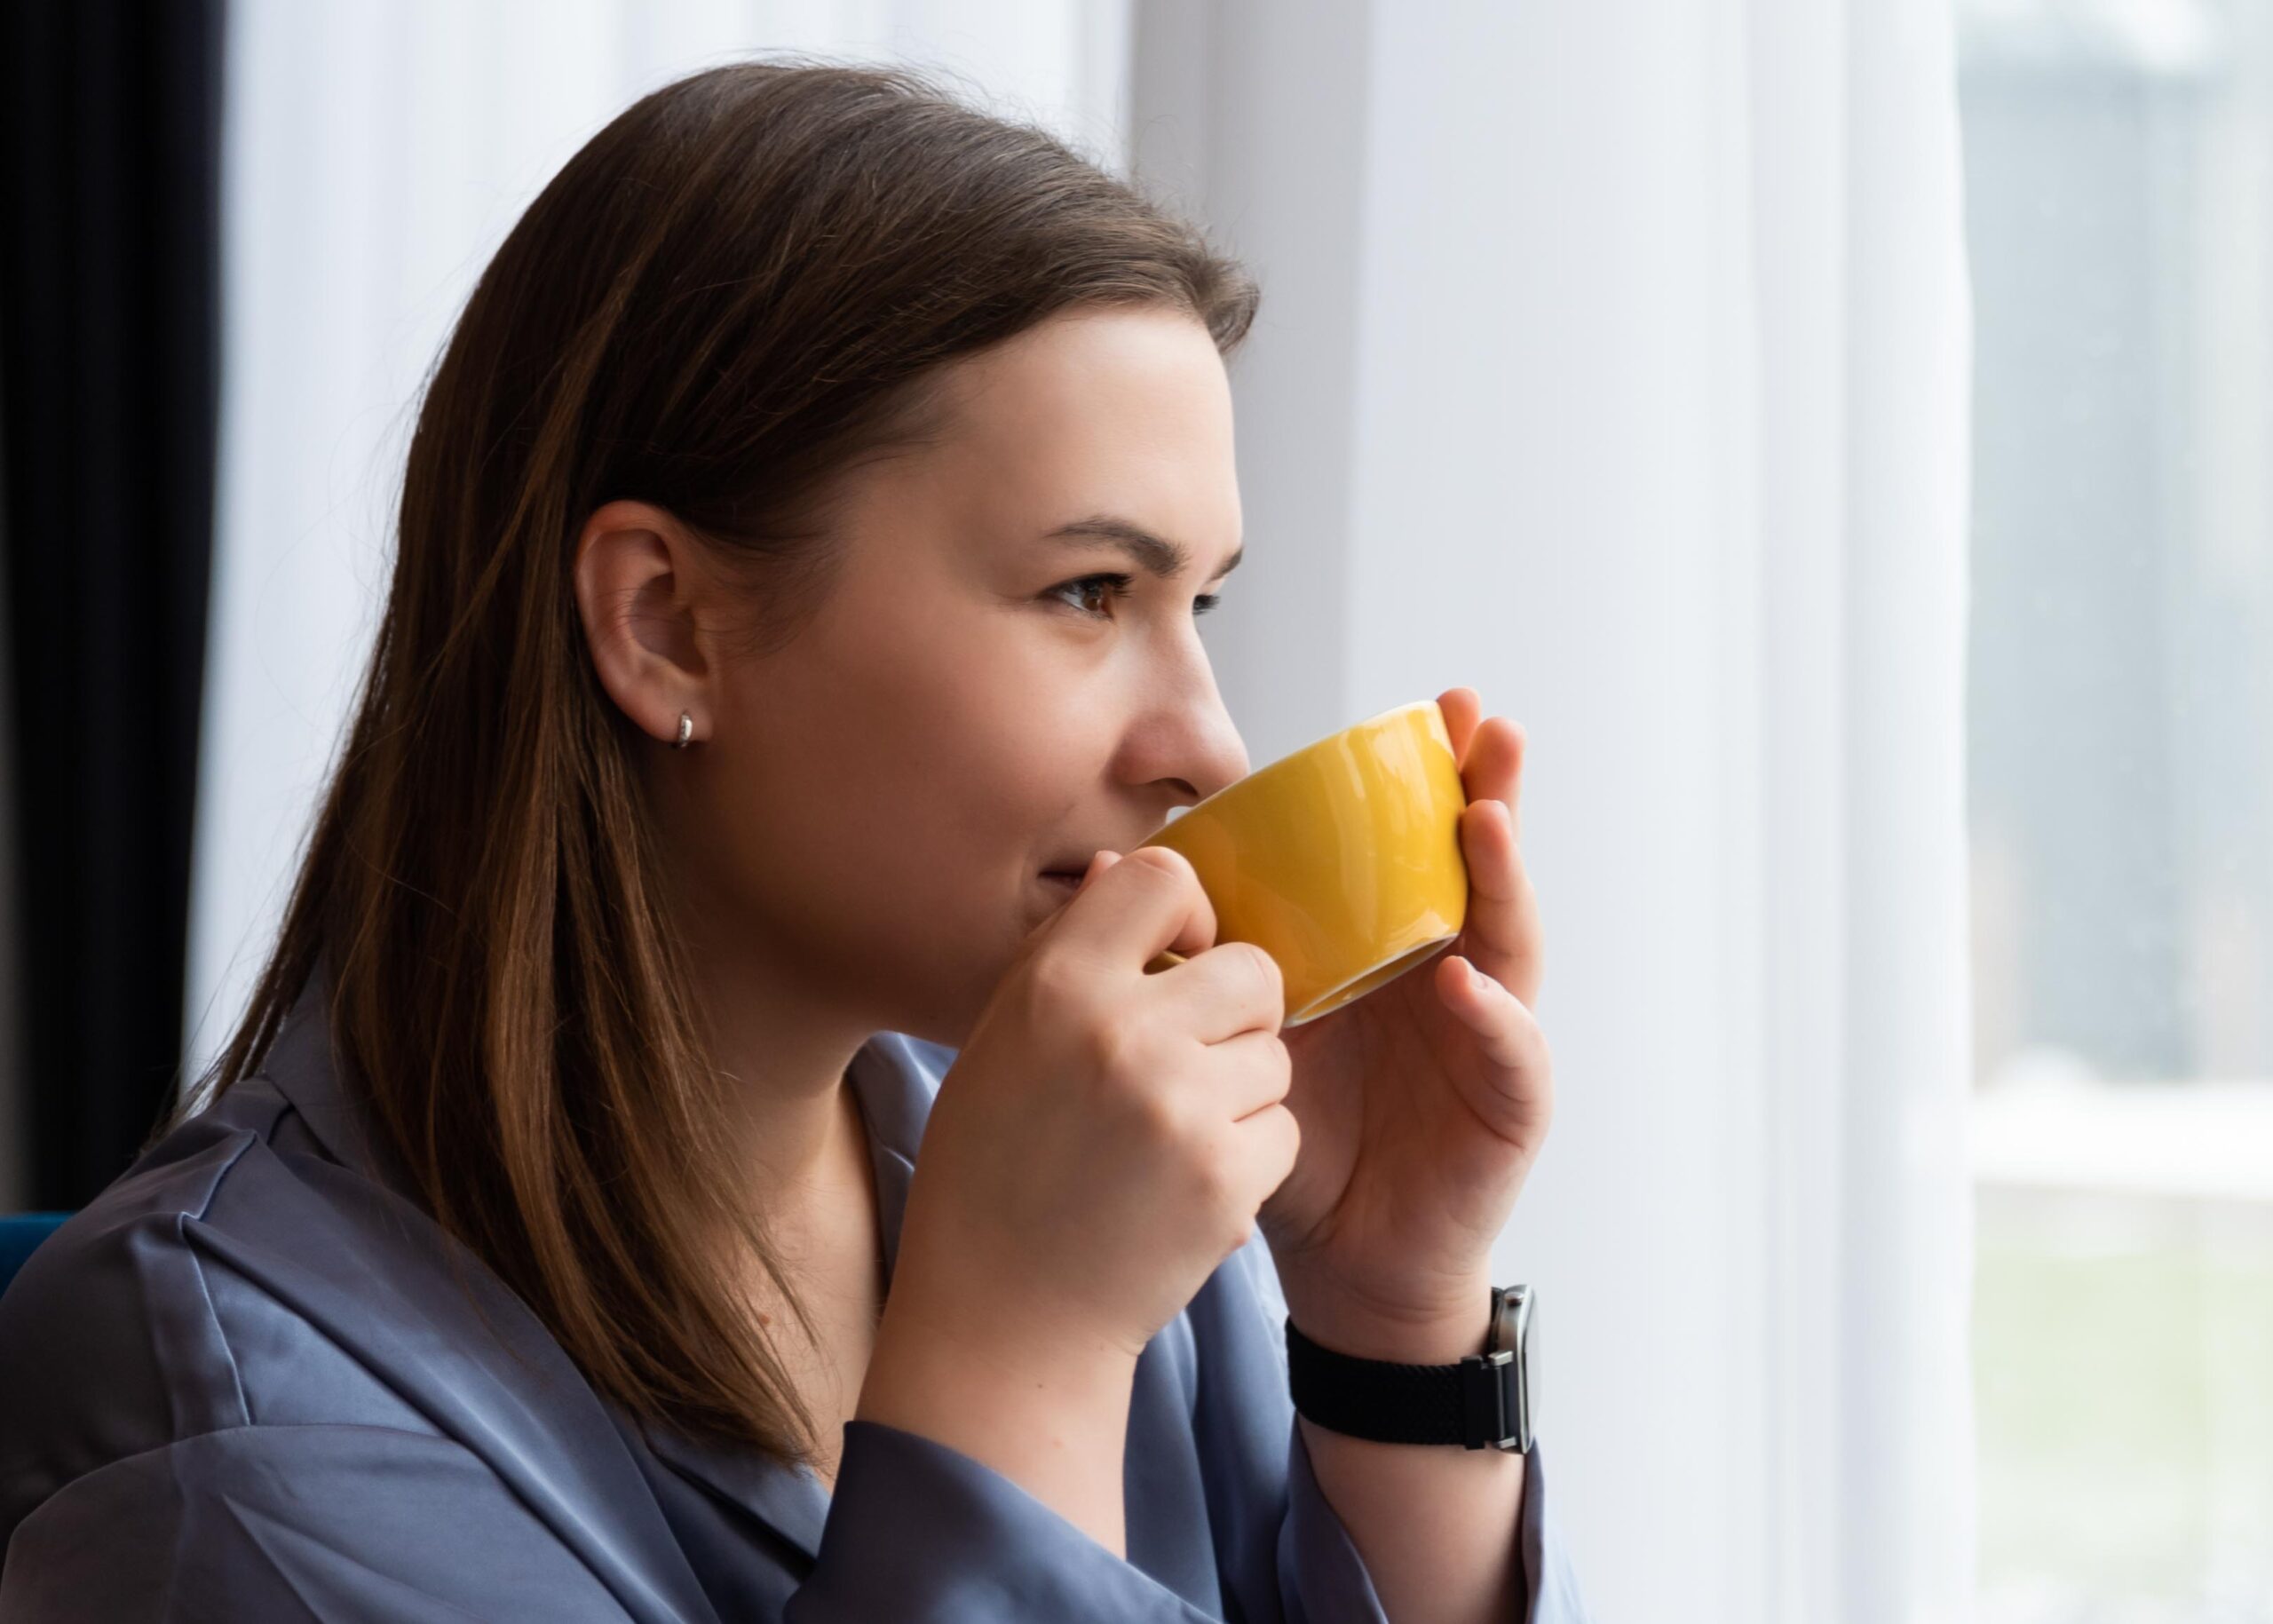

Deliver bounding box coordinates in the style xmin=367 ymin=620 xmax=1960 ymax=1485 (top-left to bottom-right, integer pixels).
xmin=572 ymin=498 xmax=712 ymax=748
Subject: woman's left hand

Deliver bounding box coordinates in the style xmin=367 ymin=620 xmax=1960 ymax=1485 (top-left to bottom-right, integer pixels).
xmin=1258 ymin=686 xmax=1553 ymax=1360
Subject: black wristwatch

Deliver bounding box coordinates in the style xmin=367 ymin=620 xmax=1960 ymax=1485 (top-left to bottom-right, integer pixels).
xmin=1285 ymin=1284 xmax=1532 ymax=1452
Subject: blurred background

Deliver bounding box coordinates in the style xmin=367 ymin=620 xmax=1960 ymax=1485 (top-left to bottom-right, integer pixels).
xmin=1962 ymin=1 xmax=2273 ymax=1619
xmin=0 ymin=1 xmax=2263 ymax=1620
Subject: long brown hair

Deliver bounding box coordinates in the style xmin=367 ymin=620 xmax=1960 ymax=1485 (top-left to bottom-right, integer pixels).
xmin=165 ymin=56 xmax=1259 ymax=1463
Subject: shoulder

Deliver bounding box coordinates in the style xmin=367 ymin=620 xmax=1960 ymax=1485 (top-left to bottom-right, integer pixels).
xmin=0 ymin=1080 xmax=455 ymax=1549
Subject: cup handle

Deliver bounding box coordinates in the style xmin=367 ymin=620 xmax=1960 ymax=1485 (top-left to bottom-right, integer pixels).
xmin=1144 ymin=948 xmax=1189 ymax=975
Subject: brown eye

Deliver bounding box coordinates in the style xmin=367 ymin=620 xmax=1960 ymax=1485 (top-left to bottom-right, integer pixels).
xmin=1046 ymin=573 xmax=1222 ymax=621
xmin=1048 ymin=573 xmax=1136 ymax=618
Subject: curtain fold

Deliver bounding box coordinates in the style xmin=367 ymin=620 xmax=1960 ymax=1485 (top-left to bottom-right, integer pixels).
xmin=0 ymin=0 xmax=227 ymax=1208
xmin=1132 ymin=3 xmax=1975 ymax=1619
xmin=1824 ymin=5 xmax=1976 ymax=1617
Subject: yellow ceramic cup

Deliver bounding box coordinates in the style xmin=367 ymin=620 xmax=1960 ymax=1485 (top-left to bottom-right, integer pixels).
xmin=1134 ymin=699 xmax=1470 ymax=1027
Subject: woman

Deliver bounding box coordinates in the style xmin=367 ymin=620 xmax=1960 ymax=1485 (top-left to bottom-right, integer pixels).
xmin=0 ymin=59 xmax=1588 ymax=1621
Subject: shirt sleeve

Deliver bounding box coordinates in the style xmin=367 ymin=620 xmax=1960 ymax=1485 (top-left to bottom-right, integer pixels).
xmin=0 ymin=1423 xmax=640 ymax=1622
xmin=788 ymin=1420 xmax=1219 ymax=1620
xmin=795 ymin=1231 xmax=1596 ymax=1624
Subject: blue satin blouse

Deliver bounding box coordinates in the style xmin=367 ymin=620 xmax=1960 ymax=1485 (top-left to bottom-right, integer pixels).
xmin=0 ymin=968 xmax=1591 ymax=1620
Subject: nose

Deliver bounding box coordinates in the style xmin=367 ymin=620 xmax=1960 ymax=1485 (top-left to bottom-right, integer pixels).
xmin=1152 ymin=688 xmax=1248 ymax=812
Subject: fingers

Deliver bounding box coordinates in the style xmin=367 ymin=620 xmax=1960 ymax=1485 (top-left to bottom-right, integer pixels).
xmin=1054 ymin=844 xmax=1218 ymax=969
xmin=1435 ymin=955 xmax=1555 ymax=1140
xmin=1153 ymin=940 xmax=1286 ymax=1046
xmin=1459 ymin=788 xmax=1544 ymax=1010
xmin=1057 ymin=847 xmax=1281 ymax=1041
xmin=1459 ymin=716 xmax=1524 ymax=839
xmin=1437 ymin=686 xmax=1483 ymax=767
xmin=1204 ymin=1026 xmax=1295 ymax=1121
xmin=1439 ymin=685 xmax=1524 ymax=845
xmin=1439 ymin=701 xmax=1540 ymax=1009
xmin=1225 ymin=1098 xmax=1301 ymax=1219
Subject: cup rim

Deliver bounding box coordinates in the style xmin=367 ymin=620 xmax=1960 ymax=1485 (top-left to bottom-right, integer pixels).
xmin=1157 ymin=699 xmax=1442 ymax=828
xmin=1285 ymin=928 xmax=1460 ymax=1026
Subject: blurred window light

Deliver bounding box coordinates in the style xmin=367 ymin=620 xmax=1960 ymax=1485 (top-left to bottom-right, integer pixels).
xmin=1960 ymin=0 xmax=2273 ymax=1617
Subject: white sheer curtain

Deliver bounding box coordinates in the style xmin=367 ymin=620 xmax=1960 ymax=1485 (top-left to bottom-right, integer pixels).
xmin=1131 ymin=4 xmax=1975 ymax=1621
xmin=194 ymin=4 xmax=1976 ymax=1620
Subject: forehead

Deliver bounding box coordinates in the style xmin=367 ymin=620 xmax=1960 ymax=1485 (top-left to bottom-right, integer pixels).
xmin=894 ymin=307 xmax=1240 ymax=539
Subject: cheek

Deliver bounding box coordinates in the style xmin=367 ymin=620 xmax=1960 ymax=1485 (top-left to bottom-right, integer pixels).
xmin=698 ymin=740 xmax=1070 ymax=1044
xmin=701 ymin=607 xmax=1089 ymax=977
xmin=798 ymin=604 xmax=1087 ymax=864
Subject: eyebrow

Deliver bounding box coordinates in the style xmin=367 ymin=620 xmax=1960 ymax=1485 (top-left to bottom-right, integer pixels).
xmin=1043 ymin=515 xmax=1245 ymax=582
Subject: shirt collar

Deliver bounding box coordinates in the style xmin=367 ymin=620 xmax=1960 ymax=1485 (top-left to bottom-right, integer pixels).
xmin=257 ymin=962 xmax=414 ymax=1190
xmin=637 ymin=1028 xmax=944 ymax=1563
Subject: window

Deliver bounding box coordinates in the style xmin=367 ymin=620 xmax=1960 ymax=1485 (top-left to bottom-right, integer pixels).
xmin=1960 ymin=1 xmax=2273 ymax=1616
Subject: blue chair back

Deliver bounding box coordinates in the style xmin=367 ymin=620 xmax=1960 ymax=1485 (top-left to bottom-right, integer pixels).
xmin=0 ymin=1213 xmax=71 ymax=1297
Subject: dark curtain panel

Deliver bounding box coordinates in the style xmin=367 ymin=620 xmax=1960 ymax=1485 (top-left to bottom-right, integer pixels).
xmin=0 ymin=1 xmax=226 ymax=1208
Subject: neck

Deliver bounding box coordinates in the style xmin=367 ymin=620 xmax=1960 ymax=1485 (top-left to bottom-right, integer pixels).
xmin=646 ymin=794 xmax=888 ymax=1232
xmin=677 ymin=931 xmax=875 ymax=1222
xmin=700 ymin=969 xmax=867 ymax=1192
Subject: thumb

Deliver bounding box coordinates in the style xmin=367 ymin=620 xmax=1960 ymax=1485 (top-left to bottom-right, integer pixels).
xmin=1077 ymin=849 xmax=1124 ymax=893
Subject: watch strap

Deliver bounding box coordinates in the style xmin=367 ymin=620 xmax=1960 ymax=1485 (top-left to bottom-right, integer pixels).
xmin=1284 ymin=1303 xmax=1526 ymax=1451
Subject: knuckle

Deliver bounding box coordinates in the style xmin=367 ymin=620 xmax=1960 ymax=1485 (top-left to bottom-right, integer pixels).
xmin=1240 ymin=1035 xmax=1291 ymax=1107
xmin=1249 ymin=1105 xmax=1300 ymax=1192
xmin=1244 ymin=944 xmax=1284 ymax=1002
xmin=1026 ymin=948 xmax=1096 ymax=1016
xmin=1276 ymin=1103 xmax=1303 ymax=1172
xmin=1200 ymin=1157 xmax=1251 ymax=1247
xmin=1190 ymin=1123 xmax=1235 ymax=1192
xmin=1207 ymin=1145 xmax=1247 ymax=1221
xmin=1129 ymin=1073 xmax=1190 ymax=1147
xmin=1087 ymin=1013 xmax=1147 ymax=1087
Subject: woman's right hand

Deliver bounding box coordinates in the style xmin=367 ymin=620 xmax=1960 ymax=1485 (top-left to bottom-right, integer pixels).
xmin=855 ymin=844 xmax=1297 ymax=1557
xmin=891 ymin=843 xmax=1299 ymax=1362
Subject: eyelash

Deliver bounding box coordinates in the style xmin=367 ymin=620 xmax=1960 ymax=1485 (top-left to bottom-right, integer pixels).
xmin=1047 ymin=572 xmax=1223 ymax=622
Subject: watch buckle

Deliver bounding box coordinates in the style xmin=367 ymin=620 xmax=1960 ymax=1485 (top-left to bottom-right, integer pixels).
xmin=1458 ymin=1349 xmax=1521 ymax=1452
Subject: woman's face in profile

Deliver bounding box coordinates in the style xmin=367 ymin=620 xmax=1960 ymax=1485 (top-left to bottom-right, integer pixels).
xmin=622 ymin=305 xmax=1253 ymax=1045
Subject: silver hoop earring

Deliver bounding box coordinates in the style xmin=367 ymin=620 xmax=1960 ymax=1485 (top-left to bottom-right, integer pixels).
xmin=671 ymin=711 xmax=694 ymax=749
